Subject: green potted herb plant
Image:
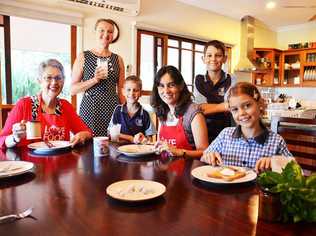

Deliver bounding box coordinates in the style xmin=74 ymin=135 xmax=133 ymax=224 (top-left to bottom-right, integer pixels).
xmin=257 ymin=161 xmax=316 ymax=222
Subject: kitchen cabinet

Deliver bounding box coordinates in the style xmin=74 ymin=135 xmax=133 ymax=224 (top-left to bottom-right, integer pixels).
xmin=281 ymin=50 xmax=302 ymax=87
xmin=252 ymin=48 xmax=316 ymax=87
xmin=252 ymin=48 xmax=281 ymax=86
xmin=302 ymin=49 xmax=316 ymax=86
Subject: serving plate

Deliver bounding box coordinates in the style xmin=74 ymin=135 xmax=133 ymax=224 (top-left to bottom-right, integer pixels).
xmin=191 ymin=165 xmax=257 ymax=184
xmin=28 ymin=141 xmax=72 ymax=155
xmin=0 ymin=161 xmax=34 ymax=178
xmin=117 ymin=144 xmax=155 ymax=157
xmin=106 ymin=179 xmax=166 ymax=202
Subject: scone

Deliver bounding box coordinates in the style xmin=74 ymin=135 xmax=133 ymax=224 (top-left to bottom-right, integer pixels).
xmin=207 ymin=166 xmax=246 ymax=181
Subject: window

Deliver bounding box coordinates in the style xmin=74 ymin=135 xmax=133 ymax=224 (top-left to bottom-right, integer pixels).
xmin=137 ymin=30 xmax=232 ymax=93
xmin=138 ymin=31 xmax=165 ymax=91
xmin=0 ymin=15 xmax=74 ymax=104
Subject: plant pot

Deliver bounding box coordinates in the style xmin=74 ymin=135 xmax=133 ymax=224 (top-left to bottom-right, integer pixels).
xmin=258 ymin=188 xmax=281 ymax=222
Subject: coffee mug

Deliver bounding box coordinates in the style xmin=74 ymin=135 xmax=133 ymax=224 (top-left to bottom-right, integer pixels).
xmin=93 ymin=136 xmax=109 ymax=156
xmin=26 ymin=121 xmax=41 ymax=140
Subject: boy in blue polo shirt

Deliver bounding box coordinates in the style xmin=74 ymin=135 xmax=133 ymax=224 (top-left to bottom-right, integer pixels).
xmin=107 ymin=75 xmax=156 ymax=143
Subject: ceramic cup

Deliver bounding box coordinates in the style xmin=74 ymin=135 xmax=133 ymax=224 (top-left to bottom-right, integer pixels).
xmin=26 ymin=121 xmax=41 ymax=140
xmin=93 ymin=136 xmax=109 ymax=157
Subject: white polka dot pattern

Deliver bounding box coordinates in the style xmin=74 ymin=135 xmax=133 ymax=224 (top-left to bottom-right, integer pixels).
xmin=79 ymin=51 xmax=120 ymax=136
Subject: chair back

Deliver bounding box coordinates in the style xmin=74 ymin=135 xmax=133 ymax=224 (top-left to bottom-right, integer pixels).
xmin=271 ymin=116 xmax=316 ymax=170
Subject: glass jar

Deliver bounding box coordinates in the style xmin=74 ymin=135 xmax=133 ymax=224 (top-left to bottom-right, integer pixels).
xmin=258 ymin=188 xmax=281 ymax=222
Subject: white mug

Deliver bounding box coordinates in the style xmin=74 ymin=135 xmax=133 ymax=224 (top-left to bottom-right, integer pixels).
xmin=26 ymin=121 xmax=41 ymax=140
xmin=93 ymin=136 xmax=109 ymax=157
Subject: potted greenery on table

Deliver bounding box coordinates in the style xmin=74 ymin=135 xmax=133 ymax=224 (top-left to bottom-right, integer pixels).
xmin=257 ymin=161 xmax=316 ymax=222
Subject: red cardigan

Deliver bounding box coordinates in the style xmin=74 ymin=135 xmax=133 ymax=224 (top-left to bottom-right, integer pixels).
xmin=0 ymin=96 xmax=92 ymax=149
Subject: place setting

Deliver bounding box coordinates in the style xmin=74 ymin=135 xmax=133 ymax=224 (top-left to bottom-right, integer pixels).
xmin=0 ymin=160 xmax=35 ymax=179
xmin=28 ymin=140 xmax=73 ymax=156
xmin=106 ymin=179 xmax=166 ymax=206
xmin=191 ymin=164 xmax=257 ymax=188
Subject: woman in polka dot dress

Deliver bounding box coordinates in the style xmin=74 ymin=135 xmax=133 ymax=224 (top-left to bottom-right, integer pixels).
xmin=71 ymin=18 xmax=125 ymax=136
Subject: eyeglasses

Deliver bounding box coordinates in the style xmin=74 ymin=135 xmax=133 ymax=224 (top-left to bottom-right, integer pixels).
xmin=43 ymin=75 xmax=64 ymax=82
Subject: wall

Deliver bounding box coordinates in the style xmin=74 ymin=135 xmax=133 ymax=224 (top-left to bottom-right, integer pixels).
xmin=275 ymin=22 xmax=316 ymax=102
xmin=81 ymin=0 xmax=241 ymax=73
xmin=277 ymin=22 xmax=316 ymax=50
xmin=4 ymin=0 xmax=279 ymax=74
xmin=254 ymin=19 xmax=277 ymax=48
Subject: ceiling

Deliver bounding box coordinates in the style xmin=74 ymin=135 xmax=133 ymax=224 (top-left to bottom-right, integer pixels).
xmin=177 ymin=0 xmax=316 ymax=30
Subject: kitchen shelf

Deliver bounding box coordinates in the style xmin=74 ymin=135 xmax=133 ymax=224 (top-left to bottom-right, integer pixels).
xmin=252 ymin=48 xmax=281 ymax=86
xmin=252 ymin=48 xmax=316 ymax=87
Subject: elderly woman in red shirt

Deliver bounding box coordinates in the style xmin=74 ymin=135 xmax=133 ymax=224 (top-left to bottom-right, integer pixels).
xmin=0 ymin=59 xmax=92 ymax=149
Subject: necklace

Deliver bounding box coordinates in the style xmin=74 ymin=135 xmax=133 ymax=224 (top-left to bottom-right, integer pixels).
xmin=167 ymin=111 xmax=177 ymax=122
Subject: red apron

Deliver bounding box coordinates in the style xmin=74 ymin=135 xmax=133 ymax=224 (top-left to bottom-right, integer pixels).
xmin=159 ymin=117 xmax=193 ymax=150
xmin=159 ymin=116 xmax=193 ymax=176
xmin=37 ymin=98 xmax=69 ymax=141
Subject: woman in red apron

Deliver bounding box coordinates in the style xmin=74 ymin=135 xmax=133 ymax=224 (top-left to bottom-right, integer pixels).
xmin=0 ymin=59 xmax=92 ymax=149
xmin=151 ymin=65 xmax=208 ymax=159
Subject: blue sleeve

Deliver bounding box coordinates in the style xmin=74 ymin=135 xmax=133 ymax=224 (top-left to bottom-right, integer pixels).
xmin=143 ymin=110 xmax=157 ymax=136
xmin=277 ymin=136 xmax=293 ymax=157
xmin=204 ymin=129 xmax=225 ymax=153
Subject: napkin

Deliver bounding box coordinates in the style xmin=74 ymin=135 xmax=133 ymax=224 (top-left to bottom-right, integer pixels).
xmin=271 ymin=155 xmax=295 ymax=173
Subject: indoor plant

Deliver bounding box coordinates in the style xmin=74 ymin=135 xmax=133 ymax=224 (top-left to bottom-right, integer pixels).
xmin=257 ymin=161 xmax=316 ymax=222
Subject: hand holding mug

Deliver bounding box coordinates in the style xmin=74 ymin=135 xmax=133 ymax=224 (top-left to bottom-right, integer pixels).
xmin=94 ymin=58 xmax=108 ymax=82
xmin=12 ymin=120 xmax=27 ymax=142
xmin=94 ymin=67 xmax=108 ymax=83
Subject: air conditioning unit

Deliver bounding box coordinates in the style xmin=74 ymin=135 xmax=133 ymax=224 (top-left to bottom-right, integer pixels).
xmin=60 ymin=0 xmax=140 ymax=16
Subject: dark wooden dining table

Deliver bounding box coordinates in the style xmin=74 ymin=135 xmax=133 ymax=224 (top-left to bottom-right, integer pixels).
xmin=0 ymin=142 xmax=315 ymax=236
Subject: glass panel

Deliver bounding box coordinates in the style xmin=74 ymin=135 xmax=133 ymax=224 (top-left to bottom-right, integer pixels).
xmin=195 ymin=44 xmax=204 ymax=52
xmin=181 ymin=50 xmax=192 ymax=86
xmin=222 ymin=62 xmax=229 ymax=73
xmin=306 ymin=52 xmax=316 ymax=62
xmin=168 ymin=48 xmax=179 ymax=68
xmin=283 ymin=53 xmax=300 ymax=86
xmin=10 ymin=16 xmax=71 ymax=103
xmin=157 ymin=37 xmax=162 ymax=47
xmin=194 ymin=52 xmax=204 ymax=77
xmin=182 ymin=41 xmax=192 ymax=50
xmin=157 ymin=45 xmax=162 ymax=71
xmin=168 ymin=39 xmax=179 ymax=48
xmin=0 ymin=27 xmax=6 ymax=103
xmin=140 ymin=34 xmax=154 ymax=90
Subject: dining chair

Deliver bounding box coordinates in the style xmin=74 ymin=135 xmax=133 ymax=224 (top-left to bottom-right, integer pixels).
xmin=271 ymin=116 xmax=316 ymax=171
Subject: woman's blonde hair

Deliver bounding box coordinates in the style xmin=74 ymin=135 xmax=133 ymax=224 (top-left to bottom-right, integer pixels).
xmin=94 ymin=18 xmax=115 ymax=30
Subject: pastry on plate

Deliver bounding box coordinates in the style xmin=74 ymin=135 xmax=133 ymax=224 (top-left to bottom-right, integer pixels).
xmin=207 ymin=166 xmax=246 ymax=181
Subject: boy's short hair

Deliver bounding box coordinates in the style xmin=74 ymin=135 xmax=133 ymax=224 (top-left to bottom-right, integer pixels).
xmin=124 ymin=75 xmax=142 ymax=90
xmin=203 ymin=40 xmax=226 ymax=56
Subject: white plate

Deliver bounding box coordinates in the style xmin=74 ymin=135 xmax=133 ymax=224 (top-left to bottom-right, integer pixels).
xmin=0 ymin=161 xmax=34 ymax=178
xmin=117 ymin=144 xmax=155 ymax=157
xmin=28 ymin=141 xmax=72 ymax=153
xmin=106 ymin=180 xmax=166 ymax=202
xmin=191 ymin=165 xmax=257 ymax=184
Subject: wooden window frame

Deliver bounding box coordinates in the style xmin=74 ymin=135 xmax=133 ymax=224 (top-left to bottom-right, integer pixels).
xmin=0 ymin=15 xmax=77 ymax=107
xmin=136 ymin=29 xmax=232 ymax=95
